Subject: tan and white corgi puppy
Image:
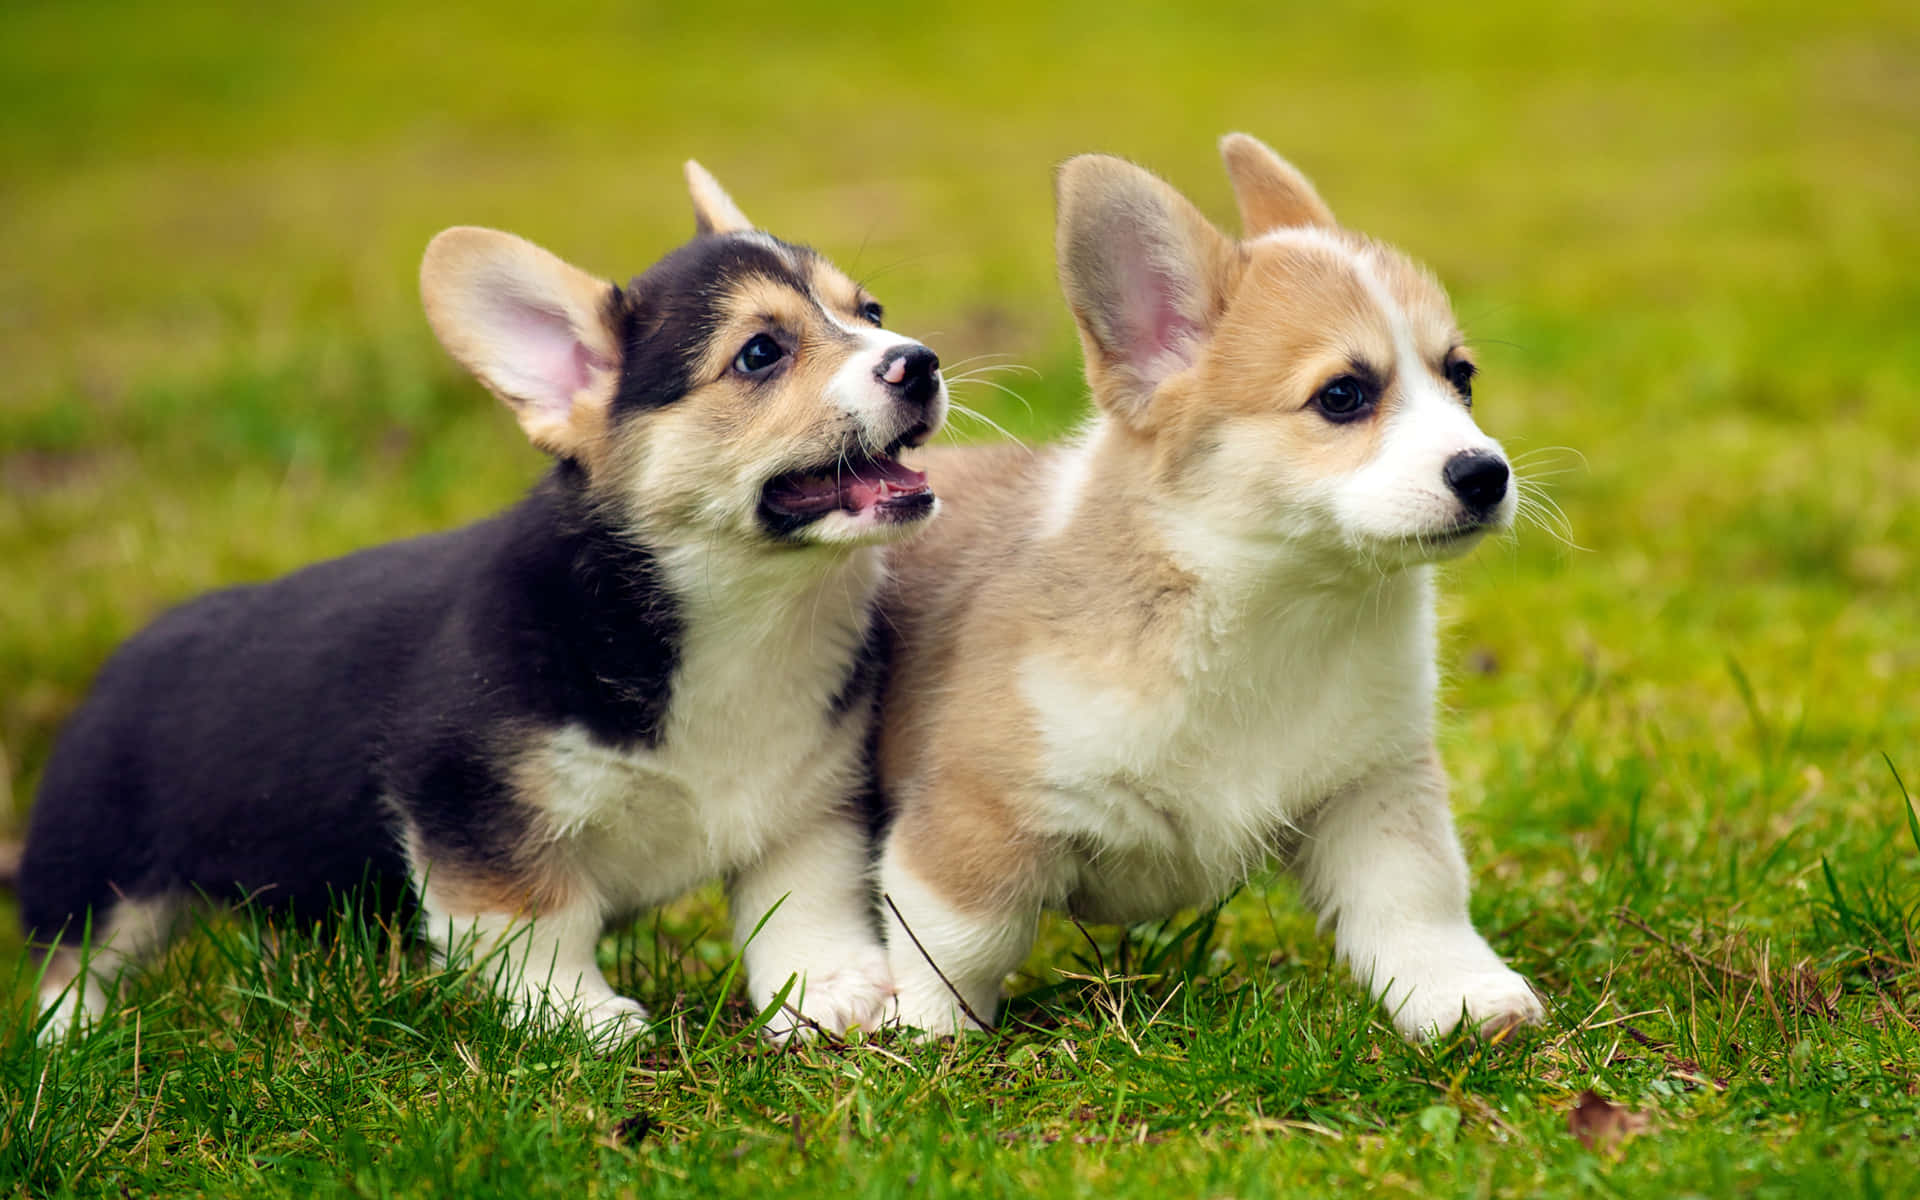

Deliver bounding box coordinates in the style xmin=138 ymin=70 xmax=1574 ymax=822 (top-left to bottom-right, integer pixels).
xmin=21 ymin=163 xmax=944 ymax=1044
xmin=872 ymin=135 xmax=1543 ymax=1041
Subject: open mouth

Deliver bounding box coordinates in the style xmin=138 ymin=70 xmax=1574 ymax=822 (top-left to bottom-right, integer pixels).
xmin=761 ymin=437 xmax=935 ymax=528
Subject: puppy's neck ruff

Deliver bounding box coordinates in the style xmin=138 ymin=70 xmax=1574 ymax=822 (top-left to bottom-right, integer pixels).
xmin=651 ymin=535 xmax=886 ymax=652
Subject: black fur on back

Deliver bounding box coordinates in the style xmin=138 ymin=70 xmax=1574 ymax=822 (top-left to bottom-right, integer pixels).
xmin=17 ymin=467 xmax=682 ymax=945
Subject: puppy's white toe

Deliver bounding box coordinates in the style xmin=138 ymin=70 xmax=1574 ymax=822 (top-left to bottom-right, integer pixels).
xmin=578 ymin=994 xmax=653 ymax=1045
xmin=1394 ymin=969 xmax=1544 ymax=1041
xmin=766 ymin=956 xmax=895 ymax=1041
xmin=885 ymin=986 xmax=986 ymax=1041
xmin=512 ymin=991 xmax=652 ymax=1047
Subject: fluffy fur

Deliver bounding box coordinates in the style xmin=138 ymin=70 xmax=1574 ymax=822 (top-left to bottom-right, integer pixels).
xmin=872 ymin=134 xmax=1543 ymax=1041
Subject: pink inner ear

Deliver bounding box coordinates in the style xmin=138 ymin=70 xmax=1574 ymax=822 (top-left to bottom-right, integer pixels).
xmin=499 ymin=301 xmax=604 ymax=416
xmin=1117 ymin=247 xmax=1200 ymax=382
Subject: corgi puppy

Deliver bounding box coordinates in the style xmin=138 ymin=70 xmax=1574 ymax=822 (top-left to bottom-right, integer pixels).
xmin=873 ymin=135 xmax=1543 ymax=1041
xmin=21 ymin=162 xmax=945 ymax=1043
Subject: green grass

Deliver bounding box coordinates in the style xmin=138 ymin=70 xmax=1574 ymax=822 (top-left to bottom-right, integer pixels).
xmin=3 ymin=0 xmax=1918 ymax=1195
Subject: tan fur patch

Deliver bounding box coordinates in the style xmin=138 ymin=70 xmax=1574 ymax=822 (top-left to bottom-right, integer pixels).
xmin=880 ymin=439 xmax=1207 ymax=915
xmin=407 ymin=824 xmax=573 ymax=920
xmin=1219 ymin=132 xmax=1337 ymax=234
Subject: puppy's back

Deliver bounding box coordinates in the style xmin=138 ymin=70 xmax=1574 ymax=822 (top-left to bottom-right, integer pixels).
xmin=18 ymin=517 xmax=496 ymax=941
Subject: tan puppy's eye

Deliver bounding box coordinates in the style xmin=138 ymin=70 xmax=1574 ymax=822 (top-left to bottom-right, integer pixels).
xmin=1312 ymin=375 xmax=1375 ymax=423
xmin=734 ymin=334 xmax=785 ymax=375
xmin=858 ymin=300 xmax=884 ymax=327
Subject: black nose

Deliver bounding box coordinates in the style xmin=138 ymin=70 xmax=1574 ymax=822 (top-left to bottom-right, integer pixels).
xmin=876 ymin=345 xmax=941 ymax=412
xmin=1443 ymin=451 xmax=1509 ymax=515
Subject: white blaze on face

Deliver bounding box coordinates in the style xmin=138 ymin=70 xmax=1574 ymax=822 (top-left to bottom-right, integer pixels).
xmin=823 ymin=318 xmax=947 ymax=434
xmin=1327 ymin=245 xmax=1513 ymax=549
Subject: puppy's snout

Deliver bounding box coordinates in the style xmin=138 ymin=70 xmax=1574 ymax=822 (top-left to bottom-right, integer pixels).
xmin=1443 ymin=451 xmax=1509 ymax=516
xmin=876 ymin=345 xmax=941 ymax=413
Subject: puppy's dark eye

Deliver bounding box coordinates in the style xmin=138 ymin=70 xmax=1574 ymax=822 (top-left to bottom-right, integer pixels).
xmin=734 ymin=334 xmax=784 ymax=375
xmin=858 ymin=301 xmax=885 ymax=327
xmin=1312 ymin=376 xmax=1375 ymax=422
xmin=1447 ymin=359 xmax=1476 ymax=405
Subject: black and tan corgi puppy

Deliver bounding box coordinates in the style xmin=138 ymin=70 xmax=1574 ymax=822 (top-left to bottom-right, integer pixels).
xmin=873 ymin=135 xmax=1543 ymax=1041
xmin=22 ymin=162 xmax=944 ymax=1043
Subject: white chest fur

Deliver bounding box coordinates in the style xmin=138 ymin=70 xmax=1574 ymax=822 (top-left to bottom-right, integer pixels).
xmin=526 ymin=542 xmax=882 ymax=914
xmin=1017 ymin=564 xmax=1439 ymax=923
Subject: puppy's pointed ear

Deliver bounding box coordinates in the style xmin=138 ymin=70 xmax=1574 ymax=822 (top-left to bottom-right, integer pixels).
xmin=1056 ymin=155 xmax=1237 ymax=423
xmin=685 ymin=160 xmax=754 ymax=235
xmin=420 ymin=227 xmax=621 ymax=462
xmin=1219 ymin=133 xmax=1336 ymax=235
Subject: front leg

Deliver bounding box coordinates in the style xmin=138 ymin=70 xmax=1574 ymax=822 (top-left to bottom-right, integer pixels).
xmin=875 ymin=811 xmax=1041 ymax=1037
xmin=728 ymin=803 xmax=894 ymax=1041
xmin=1291 ymin=751 xmax=1543 ymax=1040
xmin=414 ymin=860 xmax=647 ymax=1046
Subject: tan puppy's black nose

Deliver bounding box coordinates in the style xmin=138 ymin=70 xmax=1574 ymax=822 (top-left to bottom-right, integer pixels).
xmin=876 ymin=345 xmax=941 ymax=413
xmin=1443 ymin=451 xmax=1509 ymax=516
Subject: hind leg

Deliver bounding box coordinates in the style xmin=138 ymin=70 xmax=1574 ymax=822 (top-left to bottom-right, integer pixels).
xmin=34 ymin=895 xmax=183 ymax=1040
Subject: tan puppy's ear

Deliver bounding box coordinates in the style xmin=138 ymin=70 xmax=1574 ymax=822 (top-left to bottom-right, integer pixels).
xmin=420 ymin=227 xmax=621 ymax=463
xmin=1055 ymin=154 xmax=1237 ymax=424
xmin=685 ymin=160 xmax=754 ymax=235
xmin=1219 ymin=132 xmax=1337 ymax=235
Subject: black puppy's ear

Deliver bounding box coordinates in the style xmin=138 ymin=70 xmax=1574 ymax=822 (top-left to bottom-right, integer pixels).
xmin=420 ymin=227 xmax=621 ymax=462
xmin=685 ymin=160 xmax=754 ymax=236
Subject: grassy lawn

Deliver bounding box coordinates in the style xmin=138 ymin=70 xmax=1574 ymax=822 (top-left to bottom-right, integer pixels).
xmin=3 ymin=0 xmax=1917 ymax=1195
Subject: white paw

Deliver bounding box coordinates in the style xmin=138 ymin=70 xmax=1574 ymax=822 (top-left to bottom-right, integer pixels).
xmin=36 ymin=997 xmax=82 ymax=1043
xmin=885 ymin=984 xmax=989 ymax=1040
xmin=510 ymin=990 xmax=652 ymax=1047
xmin=36 ymin=977 xmax=107 ymax=1044
xmin=1389 ymin=968 xmax=1544 ymax=1041
xmin=577 ymin=994 xmax=653 ymax=1046
xmin=762 ymin=956 xmax=895 ymax=1041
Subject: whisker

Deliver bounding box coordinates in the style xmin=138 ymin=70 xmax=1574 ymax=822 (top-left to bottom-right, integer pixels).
xmin=854 ymin=252 xmax=936 ymax=289
xmin=1510 ymin=485 xmax=1589 ymax=552
xmin=945 ymin=399 xmax=1029 ymax=450
xmin=943 ymin=366 xmax=1042 ymax=384
xmin=949 ymin=376 xmax=1038 ymax=420
xmin=1509 ymin=445 xmax=1590 ymax=470
xmin=939 ymin=352 xmax=1035 ymax=373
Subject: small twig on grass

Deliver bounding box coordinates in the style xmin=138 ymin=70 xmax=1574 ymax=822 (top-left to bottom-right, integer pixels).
xmin=1757 ymin=941 xmax=1796 ymax=1064
xmin=1613 ymin=907 xmax=1756 ymax=984
xmin=881 ymin=893 xmax=1001 ymax=1037
xmin=25 ymin=1059 xmax=48 ymax=1134
xmin=1068 ymin=916 xmax=1109 ymax=980
xmin=776 ymin=1001 xmax=848 ymax=1052
xmin=133 ymin=1068 xmax=169 ymax=1166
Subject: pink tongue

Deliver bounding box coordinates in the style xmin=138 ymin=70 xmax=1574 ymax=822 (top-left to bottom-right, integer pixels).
xmin=841 ymin=457 xmax=929 ymax=511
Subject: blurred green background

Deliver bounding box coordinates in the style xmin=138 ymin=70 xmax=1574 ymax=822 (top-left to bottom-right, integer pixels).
xmin=2 ymin=0 xmax=1915 ymax=940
